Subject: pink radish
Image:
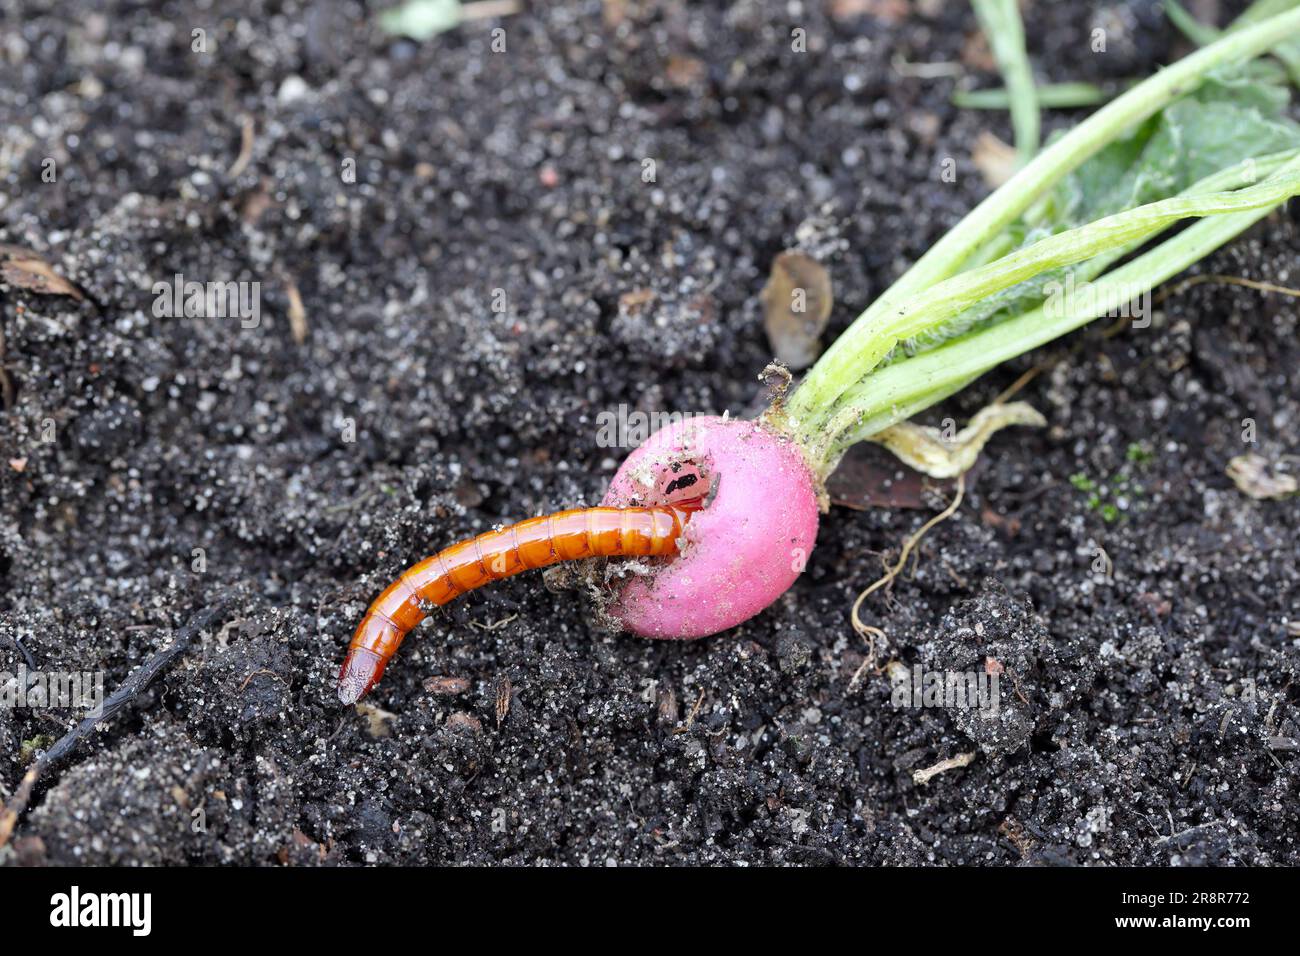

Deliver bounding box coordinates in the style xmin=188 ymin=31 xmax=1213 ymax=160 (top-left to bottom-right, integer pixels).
xmin=600 ymin=415 xmax=821 ymax=639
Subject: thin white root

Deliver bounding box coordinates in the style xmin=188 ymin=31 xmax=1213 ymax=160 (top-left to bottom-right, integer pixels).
xmin=847 ymin=475 xmax=965 ymax=692
xmin=851 ymin=474 xmax=965 ymax=632
xmin=847 ymin=624 xmax=888 ymax=692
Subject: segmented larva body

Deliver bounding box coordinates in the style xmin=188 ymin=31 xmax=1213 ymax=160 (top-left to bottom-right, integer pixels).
xmin=338 ymin=504 xmax=699 ymax=704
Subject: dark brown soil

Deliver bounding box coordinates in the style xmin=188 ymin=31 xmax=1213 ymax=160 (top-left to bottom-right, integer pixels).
xmin=1 ymin=0 xmax=1297 ymax=866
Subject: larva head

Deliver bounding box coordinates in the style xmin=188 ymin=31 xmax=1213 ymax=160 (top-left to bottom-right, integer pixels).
xmin=601 ymin=415 xmax=819 ymax=638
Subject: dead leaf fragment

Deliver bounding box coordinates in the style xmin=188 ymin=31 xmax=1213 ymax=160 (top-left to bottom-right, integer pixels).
xmin=830 ymin=0 xmax=909 ymax=22
xmin=656 ymin=685 xmax=678 ymax=726
xmin=972 ymin=131 xmax=1017 ymax=188
xmin=445 ymin=711 xmax=483 ymax=734
xmin=354 ymin=701 xmax=396 ymax=738
xmin=423 ymin=675 xmax=471 ymax=696
xmin=284 ymin=277 xmax=308 ymax=344
xmin=961 ymin=30 xmax=997 ymax=72
xmin=619 ymin=287 xmax=655 ymax=317
xmin=602 ymin=0 xmax=626 ymax=28
xmin=663 ymin=55 xmax=706 ymax=89
xmin=869 ymin=402 xmax=1045 ymax=479
xmin=1226 ymin=453 xmax=1298 ymax=500
xmin=495 ymin=678 xmax=512 ymax=728
xmin=0 ymin=245 xmax=84 ymax=300
xmin=980 ymin=506 xmax=1020 ymax=537
xmin=998 ymin=816 xmax=1033 ymax=859
xmin=761 ymin=251 xmax=833 ymax=370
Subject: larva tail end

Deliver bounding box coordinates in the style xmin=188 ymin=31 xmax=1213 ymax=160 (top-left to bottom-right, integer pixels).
xmin=338 ymin=647 xmax=386 ymax=705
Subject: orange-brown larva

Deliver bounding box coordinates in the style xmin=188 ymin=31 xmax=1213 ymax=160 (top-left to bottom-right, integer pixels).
xmin=337 ymin=503 xmax=700 ymax=704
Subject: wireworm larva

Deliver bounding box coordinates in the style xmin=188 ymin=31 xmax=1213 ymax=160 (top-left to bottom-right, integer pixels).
xmin=338 ymin=502 xmax=701 ymax=703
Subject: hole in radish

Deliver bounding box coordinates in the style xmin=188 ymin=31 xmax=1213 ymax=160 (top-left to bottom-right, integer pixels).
xmin=657 ymin=457 xmax=715 ymax=509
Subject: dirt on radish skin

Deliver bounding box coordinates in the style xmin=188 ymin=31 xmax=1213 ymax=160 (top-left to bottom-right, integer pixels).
xmin=601 ymin=416 xmax=820 ymax=638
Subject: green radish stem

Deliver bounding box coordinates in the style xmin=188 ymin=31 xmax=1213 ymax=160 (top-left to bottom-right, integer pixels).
xmin=971 ymin=0 xmax=1039 ymax=162
xmin=952 ymin=0 xmax=1300 ymax=116
xmin=813 ymin=148 xmax=1300 ymax=467
xmin=1166 ymin=0 xmax=1224 ymax=46
xmin=780 ymin=5 xmax=1300 ymax=475
xmin=821 ymin=153 xmax=1300 ymax=459
xmin=1238 ymin=0 xmax=1300 ymax=23
xmin=802 ymin=161 xmax=1300 ymax=471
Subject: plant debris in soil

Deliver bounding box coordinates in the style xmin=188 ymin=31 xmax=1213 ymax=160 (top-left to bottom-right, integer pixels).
xmin=0 ymin=0 xmax=1298 ymax=866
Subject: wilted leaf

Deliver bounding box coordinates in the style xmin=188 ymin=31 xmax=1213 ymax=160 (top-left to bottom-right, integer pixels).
xmin=870 ymin=401 xmax=1045 ymax=478
xmin=0 ymin=245 xmax=84 ymax=300
xmin=762 ymin=251 xmax=833 ymax=370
